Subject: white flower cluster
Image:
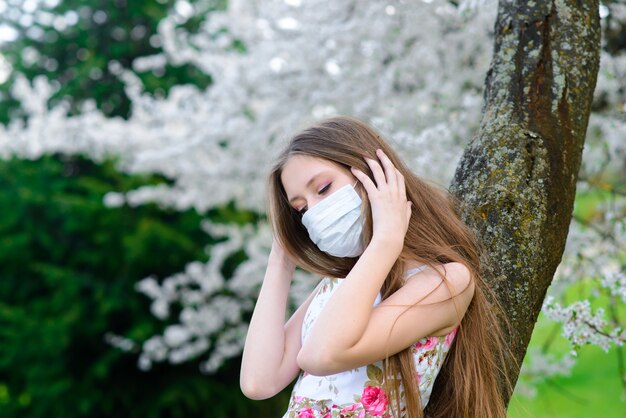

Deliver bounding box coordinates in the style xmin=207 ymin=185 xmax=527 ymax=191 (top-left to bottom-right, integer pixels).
xmin=103 ymin=332 xmax=138 ymax=353
xmin=542 ymin=296 xmax=625 ymax=352
xmin=537 ymin=205 xmax=626 ymax=359
xmin=132 ymin=220 xmax=317 ymax=371
xmin=1 ymin=0 xmax=499 ymax=211
xmin=601 ymin=269 xmax=626 ymax=304
xmin=134 ymin=222 xmax=257 ymax=370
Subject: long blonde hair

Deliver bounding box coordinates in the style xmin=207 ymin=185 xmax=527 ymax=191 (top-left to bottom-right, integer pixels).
xmin=267 ymin=115 xmax=514 ymax=417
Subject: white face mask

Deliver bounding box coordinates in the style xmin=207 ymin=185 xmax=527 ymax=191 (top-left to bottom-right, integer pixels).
xmin=301 ymin=182 xmax=365 ymax=258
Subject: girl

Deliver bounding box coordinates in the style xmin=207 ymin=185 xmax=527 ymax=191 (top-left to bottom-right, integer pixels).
xmin=240 ymin=116 xmax=512 ymax=417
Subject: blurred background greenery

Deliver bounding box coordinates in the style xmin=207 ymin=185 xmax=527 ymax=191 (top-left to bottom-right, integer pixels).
xmin=0 ymin=0 xmax=624 ymax=417
xmin=0 ymin=151 xmax=291 ymax=417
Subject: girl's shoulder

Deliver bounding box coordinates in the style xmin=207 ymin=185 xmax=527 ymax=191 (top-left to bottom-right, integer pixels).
xmin=403 ymin=262 xmax=472 ymax=289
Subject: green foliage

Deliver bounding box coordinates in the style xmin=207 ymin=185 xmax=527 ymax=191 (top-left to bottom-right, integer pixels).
xmin=509 ymin=187 xmax=626 ymax=416
xmin=0 ymin=154 xmax=288 ymax=417
xmin=509 ymin=290 xmax=626 ymax=417
xmin=0 ymin=0 xmax=221 ymax=124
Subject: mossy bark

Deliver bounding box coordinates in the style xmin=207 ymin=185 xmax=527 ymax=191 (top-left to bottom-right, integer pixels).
xmin=449 ymin=0 xmax=601 ymax=404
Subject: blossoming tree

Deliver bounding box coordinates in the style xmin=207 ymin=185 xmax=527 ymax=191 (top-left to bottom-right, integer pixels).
xmin=1 ymin=0 xmax=625 ymax=405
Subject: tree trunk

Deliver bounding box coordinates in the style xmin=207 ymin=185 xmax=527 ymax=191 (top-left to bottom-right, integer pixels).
xmin=449 ymin=0 xmax=601 ymax=405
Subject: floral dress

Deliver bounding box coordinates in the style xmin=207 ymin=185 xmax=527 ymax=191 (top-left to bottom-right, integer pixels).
xmin=281 ymin=266 xmax=459 ymax=418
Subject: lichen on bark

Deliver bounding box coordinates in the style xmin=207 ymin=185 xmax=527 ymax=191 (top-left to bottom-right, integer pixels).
xmin=448 ymin=0 xmax=601 ymax=404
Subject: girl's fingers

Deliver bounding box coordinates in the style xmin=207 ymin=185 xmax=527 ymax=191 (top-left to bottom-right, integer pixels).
xmin=375 ymin=149 xmax=398 ymax=193
xmin=365 ymin=157 xmax=387 ymax=190
xmin=397 ymin=168 xmax=406 ymax=199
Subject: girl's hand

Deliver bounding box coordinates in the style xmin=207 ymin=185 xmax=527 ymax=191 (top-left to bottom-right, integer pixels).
xmin=269 ymin=238 xmax=297 ymax=272
xmin=350 ymin=149 xmax=411 ymax=250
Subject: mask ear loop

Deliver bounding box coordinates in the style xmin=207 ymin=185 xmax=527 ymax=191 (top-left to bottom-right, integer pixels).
xmin=351 ymin=179 xmax=365 ymax=214
xmin=352 ymin=180 xmax=363 ymax=200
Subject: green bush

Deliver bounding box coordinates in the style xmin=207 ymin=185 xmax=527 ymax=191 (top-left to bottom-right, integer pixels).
xmin=0 ymin=154 xmax=289 ymax=417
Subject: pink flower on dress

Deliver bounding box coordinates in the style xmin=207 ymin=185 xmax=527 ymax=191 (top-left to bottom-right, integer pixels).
xmin=415 ymin=336 xmax=439 ymax=351
xmin=444 ymin=325 xmax=459 ymax=349
xmin=340 ymin=404 xmax=358 ymax=412
xmin=340 ymin=402 xmax=364 ymax=418
xmin=361 ymin=386 xmax=389 ymax=416
xmin=298 ymin=407 xmax=315 ymax=418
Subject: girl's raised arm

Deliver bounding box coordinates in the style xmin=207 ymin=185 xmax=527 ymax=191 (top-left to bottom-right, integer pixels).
xmin=240 ymin=240 xmax=320 ymax=400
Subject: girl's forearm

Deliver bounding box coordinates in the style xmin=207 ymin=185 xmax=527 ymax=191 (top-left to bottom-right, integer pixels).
xmin=299 ymin=237 xmax=402 ymax=363
xmin=240 ymin=249 xmax=295 ymax=393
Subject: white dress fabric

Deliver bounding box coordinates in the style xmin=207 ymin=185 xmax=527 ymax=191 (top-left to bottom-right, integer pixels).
xmin=281 ymin=265 xmax=459 ymax=418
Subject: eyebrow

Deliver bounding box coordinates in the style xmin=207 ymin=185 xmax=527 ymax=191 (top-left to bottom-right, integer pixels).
xmin=287 ymin=172 xmax=327 ymax=204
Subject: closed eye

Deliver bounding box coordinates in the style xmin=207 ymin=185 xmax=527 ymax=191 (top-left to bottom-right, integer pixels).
xmin=295 ymin=182 xmax=332 ymax=215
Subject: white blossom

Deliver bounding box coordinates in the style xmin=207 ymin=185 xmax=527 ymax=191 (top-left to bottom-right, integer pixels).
xmin=164 ymin=325 xmax=193 ymax=348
